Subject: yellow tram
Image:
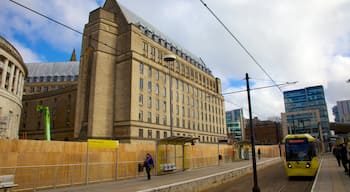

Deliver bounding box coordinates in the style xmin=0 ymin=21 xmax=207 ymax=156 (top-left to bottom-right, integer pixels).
xmin=283 ymin=134 xmax=321 ymax=177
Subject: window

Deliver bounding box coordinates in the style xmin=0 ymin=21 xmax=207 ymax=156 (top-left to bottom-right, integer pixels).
xmin=156 ymin=131 xmax=160 ymax=139
xmin=148 ymin=130 xmax=152 ymax=138
xmin=148 ymin=66 xmax=152 ymax=77
xmin=156 ymin=114 xmax=160 ymax=124
xmin=163 ymin=87 xmax=166 ymax=97
xmin=139 ymin=111 xmax=143 ymax=121
xmin=156 ymin=99 xmax=159 ymax=110
xmin=164 ymin=131 xmax=167 ymax=138
xmin=163 ymin=101 xmax=167 ymax=112
xmin=155 ymin=84 xmax=159 ymax=94
xmin=147 ymin=97 xmax=152 ymax=108
xmin=176 ymin=79 xmax=179 ymax=89
xmin=139 ymin=129 xmax=144 ymax=138
xmin=148 ymin=81 xmax=152 ymax=92
xmin=158 ymin=50 xmax=162 ymax=59
xmin=156 ymin=70 xmax=159 ymax=80
xmin=139 ymin=78 xmax=143 ymax=90
xmin=163 ymin=73 xmax=166 ymax=83
xmin=147 ymin=112 xmax=152 ymax=123
xmin=143 ymin=41 xmax=148 ymax=51
xmin=139 ymin=94 xmax=143 ymax=105
xmin=151 ymin=47 xmax=155 ymax=55
xmin=163 ymin=115 xmax=167 ymax=125
xmin=139 ymin=63 xmax=144 ymax=74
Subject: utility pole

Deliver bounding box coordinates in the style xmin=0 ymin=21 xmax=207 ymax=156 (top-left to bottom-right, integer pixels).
xmin=245 ymin=73 xmax=260 ymax=192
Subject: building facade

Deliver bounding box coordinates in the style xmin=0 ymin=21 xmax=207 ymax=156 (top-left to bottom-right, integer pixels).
xmin=19 ymin=61 xmax=78 ymax=140
xmin=332 ymin=100 xmax=350 ymax=123
xmin=74 ymin=0 xmax=226 ymax=143
xmin=282 ymin=85 xmax=329 ymax=140
xmin=226 ymin=108 xmax=245 ymax=142
xmin=0 ymin=35 xmax=28 ymax=139
xmin=20 ymin=86 xmax=77 ymax=140
xmin=23 ymin=61 xmax=78 ymax=95
xmin=244 ymin=117 xmax=281 ymax=145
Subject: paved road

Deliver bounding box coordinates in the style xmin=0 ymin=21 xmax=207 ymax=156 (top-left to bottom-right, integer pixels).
xmin=203 ymin=161 xmax=313 ymax=192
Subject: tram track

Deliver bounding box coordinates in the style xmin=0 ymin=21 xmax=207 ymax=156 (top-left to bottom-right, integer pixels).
xmin=203 ymin=161 xmax=314 ymax=192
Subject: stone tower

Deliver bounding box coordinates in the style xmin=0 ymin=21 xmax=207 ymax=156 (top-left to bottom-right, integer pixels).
xmin=74 ymin=0 xmax=131 ymax=139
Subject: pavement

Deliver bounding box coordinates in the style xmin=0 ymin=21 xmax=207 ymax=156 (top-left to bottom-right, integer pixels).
xmin=311 ymin=153 xmax=350 ymax=192
xmin=40 ymin=153 xmax=350 ymax=192
xmin=41 ymin=157 xmax=279 ymax=192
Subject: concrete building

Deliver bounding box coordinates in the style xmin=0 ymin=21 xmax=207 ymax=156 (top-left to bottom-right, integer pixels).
xmin=282 ymin=85 xmax=329 ymax=140
xmin=332 ymin=100 xmax=350 ymax=123
xmin=0 ymin=35 xmax=27 ymax=139
xmin=226 ymin=108 xmax=245 ymax=142
xmin=74 ymin=0 xmax=226 ymax=143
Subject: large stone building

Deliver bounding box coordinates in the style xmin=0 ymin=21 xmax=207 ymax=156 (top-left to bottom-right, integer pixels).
xmin=19 ymin=61 xmax=78 ymax=140
xmin=74 ymin=0 xmax=226 ymax=143
xmin=0 ymin=35 xmax=27 ymax=139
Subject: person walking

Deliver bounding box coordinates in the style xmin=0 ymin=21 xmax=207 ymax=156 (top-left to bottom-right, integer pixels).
xmin=340 ymin=143 xmax=348 ymax=173
xmin=332 ymin=145 xmax=341 ymax=167
xmin=257 ymin=148 xmax=261 ymax=160
xmin=144 ymin=153 xmax=154 ymax=180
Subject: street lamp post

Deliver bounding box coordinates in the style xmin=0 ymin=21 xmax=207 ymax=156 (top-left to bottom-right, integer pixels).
xmin=164 ymin=55 xmax=176 ymax=136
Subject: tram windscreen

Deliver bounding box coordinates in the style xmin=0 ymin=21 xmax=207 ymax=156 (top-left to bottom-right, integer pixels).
xmin=285 ymin=138 xmax=312 ymax=161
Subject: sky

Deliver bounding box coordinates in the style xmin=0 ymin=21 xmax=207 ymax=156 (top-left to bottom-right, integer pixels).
xmin=1 ymin=0 xmax=350 ymax=121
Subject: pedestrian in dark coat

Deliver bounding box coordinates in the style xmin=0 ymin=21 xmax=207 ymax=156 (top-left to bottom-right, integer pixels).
xmin=144 ymin=153 xmax=154 ymax=180
xmin=332 ymin=145 xmax=341 ymax=167
xmin=340 ymin=143 xmax=348 ymax=173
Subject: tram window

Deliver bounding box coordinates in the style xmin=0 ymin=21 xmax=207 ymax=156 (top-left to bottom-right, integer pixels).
xmin=286 ymin=142 xmax=312 ymax=161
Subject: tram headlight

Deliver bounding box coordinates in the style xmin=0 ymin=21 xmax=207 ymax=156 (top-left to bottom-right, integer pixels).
xmin=306 ymin=163 xmax=311 ymax=168
xmin=287 ymin=163 xmax=292 ymax=168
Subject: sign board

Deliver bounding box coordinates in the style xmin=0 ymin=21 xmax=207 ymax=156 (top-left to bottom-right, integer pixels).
xmin=88 ymin=139 xmax=119 ymax=149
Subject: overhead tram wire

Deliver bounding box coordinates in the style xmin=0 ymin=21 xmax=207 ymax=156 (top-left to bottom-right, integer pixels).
xmin=9 ymin=0 xmax=122 ymax=55
xmin=199 ymin=0 xmax=283 ymax=93
xmin=222 ymin=81 xmax=297 ymax=96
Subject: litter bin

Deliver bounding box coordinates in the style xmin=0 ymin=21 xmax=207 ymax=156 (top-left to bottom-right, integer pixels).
xmin=218 ymin=154 xmax=222 ymax=160
xmin=138 ymin=163 xmax=144 ymax=172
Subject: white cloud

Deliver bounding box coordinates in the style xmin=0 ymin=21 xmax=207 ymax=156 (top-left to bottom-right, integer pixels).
xmin=2 ymin=0 xmax=350 ymax=121
xmin=11 ymin=40 xmax=43 ymax=63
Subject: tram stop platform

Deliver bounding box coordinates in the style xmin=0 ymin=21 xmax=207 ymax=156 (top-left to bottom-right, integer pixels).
xmin=41 ymin=157 xmax=280 ymax=192
xmin=312 ymin=152 xmax=350 ymax=192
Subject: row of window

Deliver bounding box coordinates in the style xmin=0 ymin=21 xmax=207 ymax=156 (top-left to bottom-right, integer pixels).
xmin=139 ymin=63 xmax=221 ymax=104
xmin=25 ymin=75 xmax=78 ymax=83
xmin=139 ymin=24 xmax=212 ymax=75
xmin=139 ymin=92 xmax=224 ymax=117
xmin=137 ymin=110 xmax=225 ymax=134
xmin=139 ymin=97 xmax=225 ymax=127
xmin=138 ymin=128 xmax=221 ymax=143
xmin=24 ymin=85 xmax=71 ymax=94
xmin=140 ymin=42 xmax=217 ymax=92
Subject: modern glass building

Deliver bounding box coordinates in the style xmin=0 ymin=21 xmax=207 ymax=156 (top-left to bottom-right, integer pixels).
xmin=332 ymin=100 xmax=350 ymax=123
xmin=226 ymin=109 xmax=244 ymax=141
xmin=283 ymin=85 xmax=329 ymax=140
